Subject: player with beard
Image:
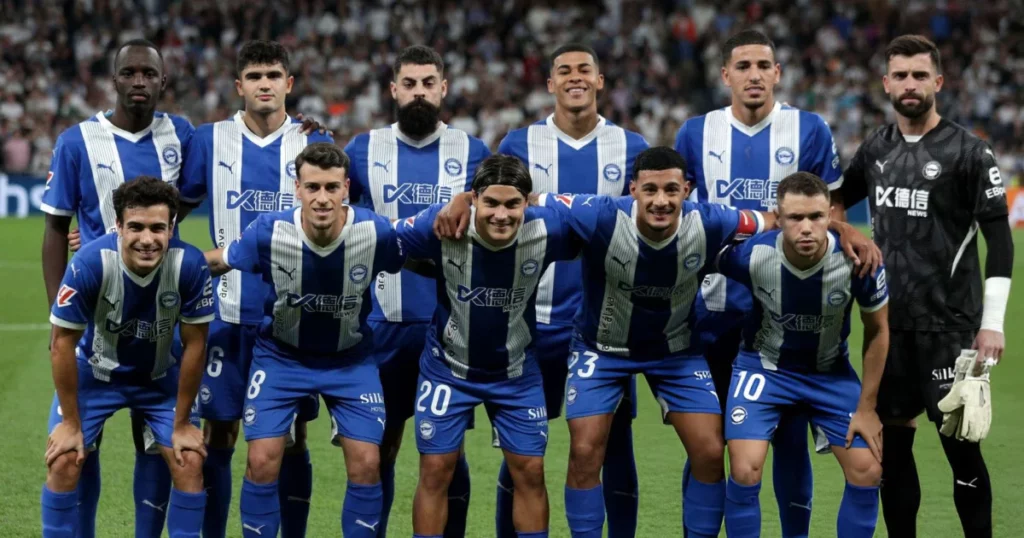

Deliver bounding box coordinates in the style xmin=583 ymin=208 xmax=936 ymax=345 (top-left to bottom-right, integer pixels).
xmin=836 ymin=35 xmax=1014 ymax=538
xmin=344 ymin=45 xmax=490 ymax=538
xmin=40 ymin=39 xmax=196 ymax=538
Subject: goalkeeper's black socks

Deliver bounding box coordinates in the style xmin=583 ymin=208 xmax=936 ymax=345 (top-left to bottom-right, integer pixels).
xmin=880 ymin=425 xmax=921 ymax=537
xmin=938 ymin=432 xmax=993 ymax=538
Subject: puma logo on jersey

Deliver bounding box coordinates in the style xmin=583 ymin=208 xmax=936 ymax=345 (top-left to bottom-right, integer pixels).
xmin=610 ymin=256 xmax=631 ymax=270
xmin=276 ymin=265 xmax=296 ymax=280
xmin=875 ymin=160 xmax=888 ymax=173
xmin=377 ymin=417 xmax=386 ymax=430
xmin=70 ymin=263 xmax=80 ymax=278
xmin=218 ymin=161 xmax=236 ymax=174
xmin=101 ymin=295 xmax=118 ymax=309
xmin=447 ymin=258 xmax=466 ymax=274
xmin=757 ymin=286 xmax=776 ymax=300
xmin=708 ymin=150 xmax=726 ymax=163
xmin=96 ymin=161 xmax=117 ymax=174
xmin=372 ymin=160 xmax=391 ymax=173
xmin=534 ymin=163 xmax=553 ymax=176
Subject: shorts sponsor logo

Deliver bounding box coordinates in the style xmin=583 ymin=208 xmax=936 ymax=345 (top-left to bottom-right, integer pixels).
xmin=932 ymin=367 xmax=955 ymax=381
xmin=730 ymin=406 xmax=748 ymax=425
xmin=694 ymin=370 xmax=712 ymax=381
xmin=243 ymin=404 xmax=257 ymax=425
xmin=199 ymin=384 xmax=212 ymax=403
xmin=359 ymin=392 xmax=384 ymax=404
xmin=528 ymin=406 xmax=547 ymax=420
xmin=418 ymin=419 xmax=435 ymax=440
xmin=566 ymin=385 xmax=578 ymax=405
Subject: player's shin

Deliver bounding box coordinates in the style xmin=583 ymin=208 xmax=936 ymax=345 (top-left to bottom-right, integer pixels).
xmin=504 ymin=452 xmax=549 ymax=534
xmin=564 ymin=484 xmax=604 ymax=538
xmin=414 ymin=452 xmax=459 ymax=535
xmin=342 ymin=482 xmax=384 ymax=537
xmin=672 ymin=412 xmax=726 ymax=537
xmin=134 ymin=448 xmax=172 ymax=538
xmin=565 ymin=415 xmax=612 ymax=538
xmin=76 ymin=447 xmax=101 ymax=538
xmin=879 ymin=425 xmax=920 ymax=536
xmin=724 ymin=439 xmax=770 ymax=538
xmin=241 ymin=478 xmax=281 ymax=538
xmin=496 ymin=459 xmax=517 ymax=538
xmin=602 ymin=407 xmax=638 ymax=538
xmin=937 ymin=431 xmax=993 ymax=537
xmin=202 ymin=446 xmax=234 ymax=538
xmin=444 ymin=452 xmax=471 ymax=538
xmin=837 ymin=483 xmax=879 ymax=538
xmin=41 ymin=485 xmax=79 ymax=538
xmin=771 ymin=413 xmax=813 ymax=538
xmin=279 ymin=435 xmax=312 ymax=538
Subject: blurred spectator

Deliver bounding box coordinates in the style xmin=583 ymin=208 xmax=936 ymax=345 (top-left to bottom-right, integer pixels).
xmin=0 ymin=0 xmax=1021 ymax=187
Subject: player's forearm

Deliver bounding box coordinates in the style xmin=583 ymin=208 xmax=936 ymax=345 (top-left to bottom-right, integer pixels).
xmin=175 ymin=324 xmax=208 ymax=427
xmin=858 ymin=311 xmax=889 ymax=409
xmin=41 ymin=216 xmax=72 ymax=306
xmin=50 ymin=330 xmax=81 ymax=426
xmin=204 ymin=248 xmax=231 ymax=276
xmin=979 ymin=217 xmax=1014 ymax=333
xmin=753 ymin=210 xmax=776 ymax=230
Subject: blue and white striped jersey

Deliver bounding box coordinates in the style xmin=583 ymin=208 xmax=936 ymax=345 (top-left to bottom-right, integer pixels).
xmin=397 ymin=203 xmax=580 ymax=381
xmin=41 ymin=111 xmax=194 ymax=243
xmin=49 ymin=233 xmax=215 ymax=382
xmin=717 ymin=230 xmax=889 ymax=373
xmin=223 ymin=207 xmax=405 ymax=360
xmin=179 ymin=112 xmax=334 ymax=325
xmin=539 ymin=194 xmax=762 ymax=358
xmin=498 ymin=116 xmax=650 ymax=327
xmin=345 ymin=123 xmax=490 ymax=323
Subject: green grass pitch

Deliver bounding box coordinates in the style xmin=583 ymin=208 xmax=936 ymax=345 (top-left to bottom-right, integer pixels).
xmin=1 ymin=217 xmax=1021 ymax=537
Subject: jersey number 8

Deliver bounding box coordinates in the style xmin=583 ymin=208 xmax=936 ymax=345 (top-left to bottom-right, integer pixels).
xmin=417 ymin=380 xmax=452 ymax=416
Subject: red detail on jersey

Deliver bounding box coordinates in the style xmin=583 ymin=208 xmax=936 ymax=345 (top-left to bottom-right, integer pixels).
xmin=404 ymin=216 xmax=416 ymax=227
xmin=56 ymin=285 xmax=77 ymax=308
xmin=46 ymin=171 xmax=54 ymax=185
xmin=736 ymin=211 xmax=758 ymax=236
xmin=554 ymin=194 xmax=574 ymax=207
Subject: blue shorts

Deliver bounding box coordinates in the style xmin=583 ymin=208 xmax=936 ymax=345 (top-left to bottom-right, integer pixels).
xmin=242 ymin=345 xmax=385 ymax=445
xmin=200 ymin=318 xmax=318 ymax=423
xmin=372 ymin=320 xmax=428 ymax=423
xmin=416 ymin=354 xmax=548 ymax=457
xmin=725 ymin=356 xmax=868 ymax=449
xmin=564 ymin=340 xmax=721 ymax=422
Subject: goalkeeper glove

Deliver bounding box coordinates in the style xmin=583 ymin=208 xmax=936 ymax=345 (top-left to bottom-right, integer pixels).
xmin=937 ymin=350 xmax=994 ymax=443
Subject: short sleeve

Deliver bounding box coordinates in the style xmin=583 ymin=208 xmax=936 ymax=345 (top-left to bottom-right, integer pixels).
xmin=49 ymin=255 xmax=100 ymax=330
xmin=537 ymin=193 xmax=608 ymax=242
xmin=224 ymin=218 xmax=264 ymax=273
xmin=179 ymin=127 xmax=209 ymax=203
xmin=396 ymin=205 xmax=442 ymax=260
xmin=801 ymin=115 xmax=843 ymax=189
xmin=40 ymin=135 xmax=80 ymax=217
xmin=964 ymin=142 xmax=1009 ymax=221
xmin=674 ymin=121 xmax=696 ymax=185
xmin=180 ymin=255 xmax=215 ymax=324
xmin=377 ymin=221 xmax=408 ymax=275
xmin=699 ymin=203 xmax=763 ymax=252
xmin=853 ymin=265 xmax=889 ymax=313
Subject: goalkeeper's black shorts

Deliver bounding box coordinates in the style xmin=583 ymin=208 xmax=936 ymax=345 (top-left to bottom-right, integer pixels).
xmin=877 ymin=330 xmax=976 ymax=423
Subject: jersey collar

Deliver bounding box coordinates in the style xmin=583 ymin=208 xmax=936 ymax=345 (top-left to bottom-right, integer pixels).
xmin=234 ymin=111 xmax=294 ymax=148
xmin=631 ymin=200 xmax=682 ymax=250
xmin=95 ymin=111 xmax=159 ymax=143
xmin=116 ymin=235 xmax=162 ymax=287
xmin=392 ymin=122 xmax=447 ymax=148
xmin=467 ymin=206 xmax=521 ymax=251
xmin=292 ymin=205 xmax=354 ymax=257
xmin=778 ymin=231 xmax=836 ymax=280
xmin=727 ymin=101 xmax=780 ymax=138
xmin=544 ymin=114 xmax=608 ymax=150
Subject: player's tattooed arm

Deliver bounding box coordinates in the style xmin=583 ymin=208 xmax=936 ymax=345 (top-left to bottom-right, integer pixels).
xmin=173 ymin=322 xmax=209 ymax=465
xmin=42 ymin=214 xmax=74 ymax=304
xmin=45 ymin=325 xmax=86 ymax=466
xmin=848 ymin=303 xmax=889 ymax=462
xmin=203 ymin=248 xmax=232 ymax=277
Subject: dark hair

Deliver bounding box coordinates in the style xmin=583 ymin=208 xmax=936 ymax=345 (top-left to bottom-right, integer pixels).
xmin=632 ymin=146 xmax=688 ymax=182
xmin=393 ymin=45 xmax=445 ymax=79
xmin=549 ymin=43 xmax=599 ymax=72
xmin=777 ymin=172 xmax=830 ymax=204
xmin=885 ymin=34 xmax=942 ymax=73
xmin=114 ymin=39 xmax=163 ymax=69
xmin=472 ymin=155 xmax=533 ymax=198
xmin=294 ymin=142 xmax=350 ymax=179
xmin=113 ymin=176 xmax=180 ymax=224
xmin=237 ymin=40 xmax=290 ymax=77
xmin=722 ymin=30 xmax=776 ymax=66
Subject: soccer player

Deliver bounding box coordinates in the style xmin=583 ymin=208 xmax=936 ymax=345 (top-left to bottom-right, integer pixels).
xmin=400 ymin=154 xmax=579 ymax=538
xmin=718 ymin=172 xmax=888 ymax=538
xmin=344 ymin=45 xmax=490 ymax=537
xmin=40 ymin=39 xmax=196 ymax=538
xmin=42 ymin=177 xmax=214 ymax=538
xmin=202 ymin=143 xmax=406 ymax=537
xmin=836 ymin=35 xmax=1014 ymax=538
xmin=674 ymin=29 xmax=846 ymax=536
xmin=495 ymin=42 xmax=648 ymax=538
xmin=178 ymin=40 xmax=334 ymax=538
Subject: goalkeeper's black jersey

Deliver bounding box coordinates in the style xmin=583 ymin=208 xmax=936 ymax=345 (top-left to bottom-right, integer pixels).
xmin=839 ymin=119 xmax=1009 ymax=332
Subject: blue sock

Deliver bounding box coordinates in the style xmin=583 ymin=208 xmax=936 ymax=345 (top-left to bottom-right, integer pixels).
xmin=837 ymin=482 xmax=879 ymax=538
xmin=77 ymin=450 xmax=101 ymax=538
xmin=202 ymin=447 xmax=234 ymax=538
xmin=602 ymin=416 xmax=638 ymax=538
xmin=681 ymin=460 xmax=692 ymax=538
xmin=517 ymin=532 xmax=549 ymax=538
xmin=495 ymin=460 xmax=517 ymax=538
xmin=134 ymin=450 xmax=172 ymax=538
xmin=41 ymin=485 xmax=78 ymax=538
xmin=725 ymin=478 xmax=761 ymax=538
xmin=167 ymin=488 xmax=206 ymax=538
xmin=240 ymin=478 xmax=280 ymax=538
xmin=379 ymin=461 xmax=396 ymax=537
xmin=565 ymin=485 xmax=604 ymax=538
xmin=683 ymin=477 xmax=725 ymax=538
xmin=342 ymin=481 xmax=383 ymax=537
xmin=772 ymin=418 xmax=813 ymax=538
xmin=444 ymin=454 xmax=471 ymax=538
xmin=279 ymin=450 xmax=313 ymax=538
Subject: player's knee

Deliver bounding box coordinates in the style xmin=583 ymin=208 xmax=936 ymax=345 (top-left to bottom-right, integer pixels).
xmin=568 ymin=437 xmax=605 ymax=477
xmin=845 ymin=455 xmax=882 ymax=487
xmin=508 ymin=456 xmax=546 ymax=491
xmin=418 ymin=455 xmax=457 ymax=493
xmin=729 ymin=457 xmax=764 ymax=486
xmin=47 ymin=451 xmax=84 ymax=485
xmin=346 ymin=444 xmax=381 ymax=484
xmin=204 ymin=419 xmax=240 ymax=449
xmin=245 ymin=445 xmax=283 ymax=483
xmin=170 ymin=451 xmax=205 ymax=489
xmin=687 ymin=434 xmax=725 ymax=477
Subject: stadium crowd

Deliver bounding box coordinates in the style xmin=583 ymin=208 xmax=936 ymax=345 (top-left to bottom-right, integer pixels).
xmin=1 ymin=0 xmax=1022 ymax=184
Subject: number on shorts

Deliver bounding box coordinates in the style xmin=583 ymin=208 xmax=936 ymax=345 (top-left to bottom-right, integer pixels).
xmin=567 ymin=351 xmax=599 ymax=379
xmin=416 ymin=380 xmax=452 ymax=416
xmin=206 ymin=346 xmax=224 ymax=377
xmin=733 ymin=370 xmax=766 ymax=401
xmin=247 ymin=369 xmax=266 ymax=399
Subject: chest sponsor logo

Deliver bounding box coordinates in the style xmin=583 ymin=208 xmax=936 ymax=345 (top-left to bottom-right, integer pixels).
xmin=875 ymin=186 xmax=929 ymax=217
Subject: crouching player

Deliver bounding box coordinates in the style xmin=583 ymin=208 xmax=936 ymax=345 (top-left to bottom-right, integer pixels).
xmin=719 ymin=172 xmax=889 ymax=537
xmin=400 ymin=154 xmax=580 ymax=538
xmin=43 ymin=177 xmax=214 ymax=538
xmin=203 ymin=143 xmax=406 ymax=537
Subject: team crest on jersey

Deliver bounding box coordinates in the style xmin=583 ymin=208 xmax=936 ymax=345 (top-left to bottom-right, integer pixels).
xmin=827 ymin=290 xmax=848 ymax=306
xmin=922 ymin=161 xmax=942 ymax=180
xmin=199 ymin=384 xmax=212 ymax=404
xmin=286 ymin=160 xmax=297 ymax=179
xmin=243 ymin=404 xmax=257 ymax=425
xmin=159 ymin=292 xmax=180 ymax=309
xmin=444 ymin=158 xmax=463 ymax=176
xmin=56 ymin=285 xmax=77 ymax=307
xmin=603 ymin=163 xmax=622 ymax=182
xmin=521 ymin=259 xmax=539 ymax=276
xmin=418 ymin=420 xmax=436 ymax=440
xmin=554 ymin=194 xmax=574 ymax=207
xmin=730 ymin=406 xmax=748 ymax=425
xmin=775 ymin=147 xmax=795 ymax=165
xmin=683 ymin=253 xmax=702 ymax=271
xmin=350 ymin=264 xmax=369 ymax=283
xmin=162 ymin=145 xmax=180 ymax=166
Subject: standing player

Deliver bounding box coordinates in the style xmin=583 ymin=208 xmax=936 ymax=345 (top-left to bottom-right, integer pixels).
xmin=496 ymin=43 xmax=648 ymax=538
xmin=203 ymin=143 xmax=406 ymax=537
xmin=401 ymin=155 xmax=579 ymax=538
xmin=344 ymin=45 xmax=490 ymax=537
xmin=674 ymin=29 xmax=846 ymax=537
xmin=836 ymin=35 xmax=1014 ymax=538
xmin=178 ymin=40 xmax=334 ymax=538
xmin=42 ymin=177 xmax=213 ymax=538
xmin=40 ymin=39 xmax=195 ymax=538
xmin=719 ymin=172 xmax=888 ymax=538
